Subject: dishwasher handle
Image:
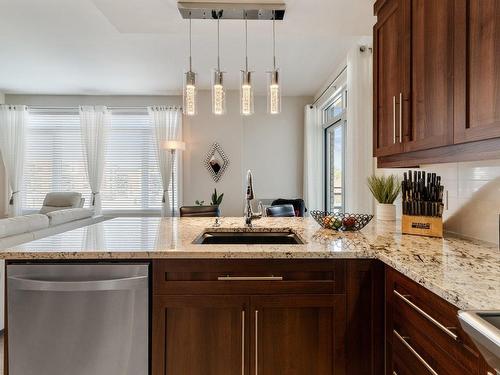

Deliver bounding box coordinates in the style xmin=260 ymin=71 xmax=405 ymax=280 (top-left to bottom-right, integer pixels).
xmin=8 ymin=275 xmax=148 ymax=292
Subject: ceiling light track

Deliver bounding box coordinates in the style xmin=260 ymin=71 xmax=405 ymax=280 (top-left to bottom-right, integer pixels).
xmin=178 ymin=2 xmax=285 ymax=20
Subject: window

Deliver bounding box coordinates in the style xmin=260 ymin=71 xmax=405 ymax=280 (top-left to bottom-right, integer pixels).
xmin=23 ymin=109 xmax=90 ymax=210
xmin=323 ymin=89 xmax=347 ymax=212
xmin=23 ymin=107 xmax=178 ymax=215
xmin=101 ymin=110 xmax=163 ymax=213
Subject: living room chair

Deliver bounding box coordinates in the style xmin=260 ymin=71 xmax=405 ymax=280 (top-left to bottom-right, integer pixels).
xmin=179 ymin=205 xmax=221 ymax=217
xmin=266 ymin=204 xmax=296 ymax=217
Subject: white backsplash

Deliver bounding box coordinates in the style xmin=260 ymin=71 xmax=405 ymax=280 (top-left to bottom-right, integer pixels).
xmin=377 ymin=159 xmax=500 ymax=245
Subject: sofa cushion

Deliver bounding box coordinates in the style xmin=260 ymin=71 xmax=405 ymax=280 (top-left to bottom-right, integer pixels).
xmin=46 ymin=208 xmax=94 ymax=227
xmin=40 ymin=192 xmax=83 ymax=214
xmin=0 ymin=214 xmax=49 ymax=238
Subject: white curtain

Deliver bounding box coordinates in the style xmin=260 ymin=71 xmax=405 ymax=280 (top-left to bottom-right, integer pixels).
xmin=148 ymin=106 xmax=182 ymax=217
xmin=303 ymin=104 xmax=323 ymax=213
xmin=0 ymin=105 xmax=28 ymax=216
xmin=345 ymin=45 xmax=374 ymax=214
xmin=79 ymin=106 xmax=110 ymax=215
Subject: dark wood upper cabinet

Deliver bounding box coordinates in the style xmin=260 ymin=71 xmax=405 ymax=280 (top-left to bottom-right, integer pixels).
xmin=454 ymin=0 xmax=500 ymax=143
xmin=374 ymin=0 xmax=500 ymax=167
xmin=405 ymin=0 xmax=455 ymax=152
xmin=373 ymin=0 xmax=407 ymax=156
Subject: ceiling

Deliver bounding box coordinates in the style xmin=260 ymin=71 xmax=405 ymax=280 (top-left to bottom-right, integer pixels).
xmin=0 ymin=0 xmax=375 ymax=96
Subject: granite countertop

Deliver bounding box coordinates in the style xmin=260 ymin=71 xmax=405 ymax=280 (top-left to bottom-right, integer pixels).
xmin=0 ymin=216 xmax=499 ymax=311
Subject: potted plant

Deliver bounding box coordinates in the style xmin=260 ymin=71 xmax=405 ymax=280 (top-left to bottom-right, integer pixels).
xmin=210 ymin=188 xmax=224 ymax=206
xmin=367 ymin=174 xmax=401 ymax=221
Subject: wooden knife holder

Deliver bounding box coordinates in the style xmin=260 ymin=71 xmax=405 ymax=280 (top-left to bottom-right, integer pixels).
xmin=402 ymin=215 xmax=443 ymax=238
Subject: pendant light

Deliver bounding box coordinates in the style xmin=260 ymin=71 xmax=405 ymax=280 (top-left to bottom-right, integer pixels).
xmin=267 ymin=12 xmax=281 ymax=115
xmin=183 ymin=12 xmax=197 ymax=116
xmin=240 ymin=15 xmax=254 ymax=116
xmin=212 ymin=17 xmax=226 ymax=115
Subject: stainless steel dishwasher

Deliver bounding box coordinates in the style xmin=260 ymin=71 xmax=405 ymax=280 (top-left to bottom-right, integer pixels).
xmin=7 ymin=263 xmax=149 ymax=375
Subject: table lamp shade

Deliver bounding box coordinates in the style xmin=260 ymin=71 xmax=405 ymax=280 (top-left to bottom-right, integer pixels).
xmin=162 ymin=140 xmax=186 ymax=151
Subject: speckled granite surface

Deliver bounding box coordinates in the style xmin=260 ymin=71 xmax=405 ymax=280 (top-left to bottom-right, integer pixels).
xmin=0 ymin=217 xmax=498 ymax=310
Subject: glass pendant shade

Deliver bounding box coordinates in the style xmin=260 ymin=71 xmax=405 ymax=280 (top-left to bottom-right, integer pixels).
xmin=267 ymin=70 xmax=281 ymax=114
xmin=183 ymin=71 xmax=197 ymax=116
xmin=240 ymin=71 xmax=254 ymax=116
xmin=212 ymin=69 xmax=226 ymax=115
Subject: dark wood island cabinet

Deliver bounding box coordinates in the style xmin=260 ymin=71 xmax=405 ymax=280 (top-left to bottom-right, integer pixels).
xmin=151 ymin=259 xmax=384 ymax=375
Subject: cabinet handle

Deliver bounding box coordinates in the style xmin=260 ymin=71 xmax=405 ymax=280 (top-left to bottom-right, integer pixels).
xmin=394 ymin=289 xmax=458 ymax=341
xmin=241 ymin=310 xmax=245 ymax=375
xmin=393 ymin=329 xmax=439 ymax=375
xmin=393 ymin=95 xmax=397 ymax=144
xmin=217 ymin=276 xmax=283 ymax=281
xmin=255 ymin=310 xmax=259 ymax=375
xmin=399 ymin=92 xmax=403 ymax=143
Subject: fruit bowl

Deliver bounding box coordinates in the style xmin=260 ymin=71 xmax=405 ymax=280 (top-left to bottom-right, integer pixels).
xmin=310 ymin=211 xmax=374 ymax=231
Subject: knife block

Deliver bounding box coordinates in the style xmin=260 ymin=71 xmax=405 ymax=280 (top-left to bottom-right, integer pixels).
xmin=402 ymin=215 xmax=443 ymax=238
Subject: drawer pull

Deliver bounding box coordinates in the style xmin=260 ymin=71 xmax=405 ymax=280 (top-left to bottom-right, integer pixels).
xmin=255 ymin=310 xmax=259 ymax=375
xmin=393 ymin=95 xmax=397 ymax=144
xmin=218 ymin=276 xmax=283 ymax=281
xmin=394 ymin=289 xmax=458 ymax=341
xmin=393 ymin=329 xmax=439 ymax=375
xmin=241 ymin=310 xmax=245 ymax=375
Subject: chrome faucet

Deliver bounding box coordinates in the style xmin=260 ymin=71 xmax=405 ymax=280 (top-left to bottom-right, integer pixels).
xmin=244 ymin=170 xmax=262 ymax=227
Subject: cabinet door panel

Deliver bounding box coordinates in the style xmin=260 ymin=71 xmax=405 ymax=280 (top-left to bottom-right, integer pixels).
xmin=373 ymin=0 xmax=406 ymax=156
xmin=251 ymin=295 xmax=346 ymax=375
xmin=455 ymin=0 xmax=500 ymax=143
xmin=405 ymin=0 xmax=454 ymax=152
xmin=152 ymin=295 xmax=249 ymax=375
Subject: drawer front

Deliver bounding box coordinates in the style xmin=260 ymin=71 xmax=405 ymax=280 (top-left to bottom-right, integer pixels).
xmin=390 ymin=338 xmax=434 ymax=375
xmin=387 ymin=268 xmax=480 ymax=375
xmin=393 ymin=315 xmax=475 ymax=375
xmin=153 ymin=259 xmax=345 ymax=295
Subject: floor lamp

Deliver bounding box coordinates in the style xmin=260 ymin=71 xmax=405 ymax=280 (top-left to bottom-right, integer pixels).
xmin=162 ymin=140 xmax=186 ymax=217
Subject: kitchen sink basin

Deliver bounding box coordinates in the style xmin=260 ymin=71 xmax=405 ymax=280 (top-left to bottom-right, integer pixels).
xmin=193 ymin=230 xmax=304 ymax=245
xmin=458 ymin=311 xmax=500 ymax=373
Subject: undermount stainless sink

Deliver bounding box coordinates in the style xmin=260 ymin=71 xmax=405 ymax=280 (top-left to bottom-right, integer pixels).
xmin=458 ymin=311 xmax=500 ymax=373
xmin=193 ymin=230 xmax=304 ymax=245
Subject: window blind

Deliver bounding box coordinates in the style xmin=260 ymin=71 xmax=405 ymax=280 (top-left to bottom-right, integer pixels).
xmin=23 ymin=107 xmax=178 ymax=215
xmin=23 ymin=108 xmax=91 ymax=210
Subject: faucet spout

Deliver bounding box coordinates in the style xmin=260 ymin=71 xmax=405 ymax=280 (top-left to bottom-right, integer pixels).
xmin=244 ymin=170 xmax=261 ymax=227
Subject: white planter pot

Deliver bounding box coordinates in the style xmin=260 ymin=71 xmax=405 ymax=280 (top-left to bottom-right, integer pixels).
xmin=376 ymin=203 xmax=396 ymax=221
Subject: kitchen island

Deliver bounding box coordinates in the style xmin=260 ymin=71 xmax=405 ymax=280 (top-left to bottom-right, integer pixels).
xmin=1 ymin=216 xmax=499 ymax=375
xmin=2 ymin=216 xmax=498 ymax=310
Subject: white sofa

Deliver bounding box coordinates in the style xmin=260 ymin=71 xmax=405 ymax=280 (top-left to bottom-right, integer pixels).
xmin=0 ymin=192 xmax=106 ymax=248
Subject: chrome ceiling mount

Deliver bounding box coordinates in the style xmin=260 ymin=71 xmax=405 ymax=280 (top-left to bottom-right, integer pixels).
xmin=177 ymin=2 xmax=286 ymax=20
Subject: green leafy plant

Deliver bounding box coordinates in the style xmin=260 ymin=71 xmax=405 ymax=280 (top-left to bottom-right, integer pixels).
xmin=367 ymin=174 xmax=401 ymax=204
xmin=210 ymin=188 xmax=224 ymax=206
xmin=195 ymin=200 xmax=205 ymax=206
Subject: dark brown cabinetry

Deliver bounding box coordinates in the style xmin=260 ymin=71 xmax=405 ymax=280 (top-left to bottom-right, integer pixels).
xmin=454 ymin=0 xmax=500 ymax=144
xmin=374 ymin=0 xmax=500 ymax=167
xmin=386 ymin=267 xmax=495 ymax=375
xmin=252 ymin=295 xmax=345 ymax=375
xmin=373 ymin=0 xmax=408 ymax=156
xmin=152 ymin=259 xmax=384 ymax=375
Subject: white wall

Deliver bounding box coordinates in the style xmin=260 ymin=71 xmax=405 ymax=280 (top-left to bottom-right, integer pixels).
xmin=183 ymin=91 xmax=311 ymax=216
xmin=378 ymin=159 xmax=500 ymax=244
xmin=5 ymin=93 xmax=311 ymax=217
